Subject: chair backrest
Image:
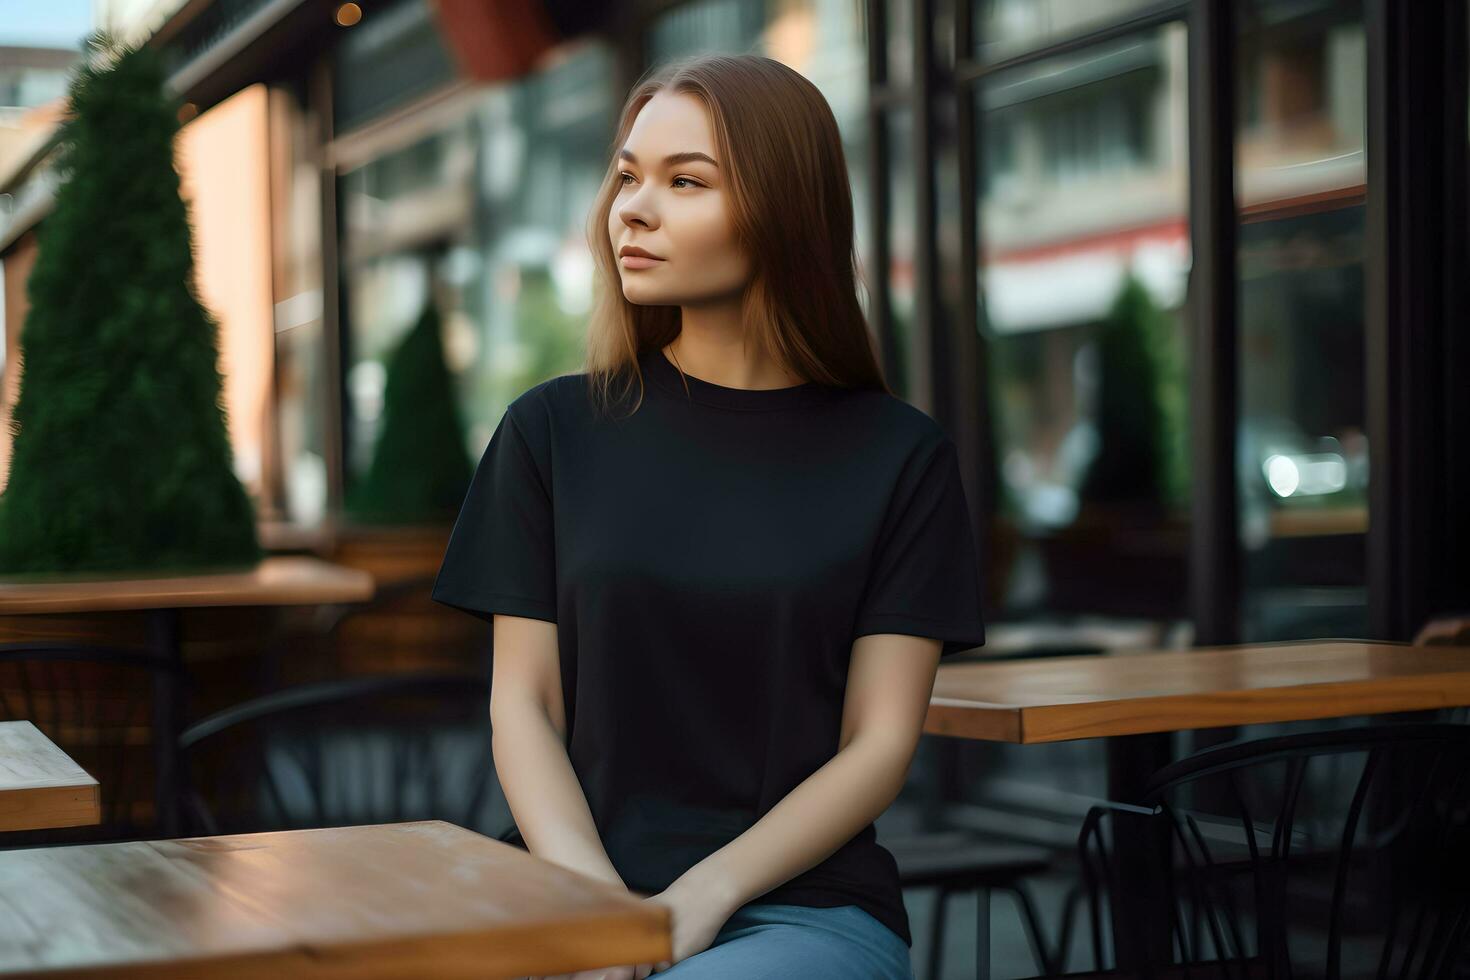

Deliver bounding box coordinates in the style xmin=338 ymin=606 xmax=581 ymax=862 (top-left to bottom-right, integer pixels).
xmin=1079 ymin=723 xmax=1470 ymax=979
xmin=179 ymin=672 xmax=504 ymax=837
xmin=0 ymin=641 xmax=170 ymax=845
xmin=1413 ymin=614 xmax=1470 ymax=647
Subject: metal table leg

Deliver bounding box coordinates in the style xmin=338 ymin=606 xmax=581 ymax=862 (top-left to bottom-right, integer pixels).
xmin=147 ymin=607 xmax=182 ymax=838
xmin=1106 ymin=731 xmax=1175 ymax=972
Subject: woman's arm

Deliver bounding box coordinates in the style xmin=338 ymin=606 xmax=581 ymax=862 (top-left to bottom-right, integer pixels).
xmin=490 ymin=614 xmax=626 ymax=889
xmin=672 ymin=631 xmax=943 ymax=913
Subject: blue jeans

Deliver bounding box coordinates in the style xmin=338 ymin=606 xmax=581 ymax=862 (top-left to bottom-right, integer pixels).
xmin=654 ymin=902 xmax=914 ymax=979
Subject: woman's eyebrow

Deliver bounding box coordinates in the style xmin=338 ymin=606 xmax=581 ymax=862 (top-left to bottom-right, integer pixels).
xmin=618 ymin=149 xmax=720 ymax=169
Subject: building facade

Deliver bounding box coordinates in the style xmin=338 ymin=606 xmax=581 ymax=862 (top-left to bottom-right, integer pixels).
xmin=0 ymin=0 xmax=1464 ymax=658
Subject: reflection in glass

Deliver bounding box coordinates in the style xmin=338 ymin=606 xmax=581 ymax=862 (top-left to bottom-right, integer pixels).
xmin=268 ymin=83 xmax=329 ymax=528
xmin=332 ymin=0 xmax=457 ymax=134
xmin=1235 ymin=0 xmax=1367 ymax=641
xmin=972 ymin=0 xmax=1159 ymax=64
xmin=647 ymin=0 xmax=765 ymax=62
xmin=887 ymin=108 xmax=915 ymax=400
xmin=977 ymin=24 xmax=1191 ymax=621
xmin=338 ymin=42 xmax=615 ymax=497
xmin=885 ymin=0 xmax=912 ymax=87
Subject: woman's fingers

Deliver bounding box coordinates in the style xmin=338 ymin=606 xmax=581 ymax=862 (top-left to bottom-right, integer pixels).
xmin=528 ymin=963 xmax=652 ymax=979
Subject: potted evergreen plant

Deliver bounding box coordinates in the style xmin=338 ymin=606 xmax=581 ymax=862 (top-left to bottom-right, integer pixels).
xmin=343 ymin=299 xmax=473 ymax=526
xmin=0 ymin=33 xmax=261 ymax=576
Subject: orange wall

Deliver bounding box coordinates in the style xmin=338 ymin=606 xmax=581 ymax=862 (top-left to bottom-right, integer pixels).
xmin=0 ymin=84 xmax=274 ymax=509
xmin=0 ymin=232 xmax=38 ymax=492
xmin=175 ymin=83 xmax=275 ymax=507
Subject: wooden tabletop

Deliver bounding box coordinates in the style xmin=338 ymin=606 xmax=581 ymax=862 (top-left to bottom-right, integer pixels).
xmin=0 ymin=556 xmax=375 ymax=615
xmin=0 ymin=721 xmax=100 ymax=833
xmin=0 ymin=820 xmax=670 ymax=979
xmin=925 ymin=640 xmax=1470 ymax=743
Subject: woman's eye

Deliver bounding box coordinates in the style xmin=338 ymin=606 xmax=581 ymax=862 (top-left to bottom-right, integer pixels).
xmin=618 ymin=172 xmax=699 ymax=189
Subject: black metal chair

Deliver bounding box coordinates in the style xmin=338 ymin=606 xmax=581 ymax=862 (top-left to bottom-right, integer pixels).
xmin=178 ymin=671 xmax=501 ymax=837
xmin=1414 ymin=616 xmax=1470 ymax=726
xmin=0 ymin=641 xmax=174 ymax=844
xmin=1070 ymin=723 xmax=1470 ymax=979
xmin=1413 ymin=613 xmax=1470 ymax=649
xmin=299 ymin=573 xmax=442 ymax=639
xmin=888 ymin=828 xmax=1058 ymax=979
xmin=254 ymin=572 xmax=454 ymax=689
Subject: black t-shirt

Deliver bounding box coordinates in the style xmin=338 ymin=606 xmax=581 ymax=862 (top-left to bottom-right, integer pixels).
xmin=431 ymin=345 xmax=986 ymax=948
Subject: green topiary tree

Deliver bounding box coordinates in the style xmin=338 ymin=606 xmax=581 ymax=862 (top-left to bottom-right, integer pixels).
xmin=344 ymin=300 xmax=472 ymax=524
xmin=0 ymin=33 xmax=262 ymax=575
xmin=1080 ymin=271 xmax=1189 ymax=511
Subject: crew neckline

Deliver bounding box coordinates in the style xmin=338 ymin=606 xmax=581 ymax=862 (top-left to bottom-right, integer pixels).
xmin=640 ymin=346 xmax=830 ymax=412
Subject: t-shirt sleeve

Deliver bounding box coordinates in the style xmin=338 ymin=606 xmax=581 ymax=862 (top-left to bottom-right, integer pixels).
xmin=430 ymin=403 xmax=557 ymax=624
xmin=852 ymin=435 xmax=986 ymax=658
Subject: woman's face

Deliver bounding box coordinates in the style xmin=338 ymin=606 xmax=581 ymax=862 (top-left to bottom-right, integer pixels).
xmin=608 ymin=91 xmax=751 ymax=306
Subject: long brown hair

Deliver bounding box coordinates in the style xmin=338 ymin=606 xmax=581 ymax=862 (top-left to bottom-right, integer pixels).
xmin=581 ymin=53 xmax=891 ymax=416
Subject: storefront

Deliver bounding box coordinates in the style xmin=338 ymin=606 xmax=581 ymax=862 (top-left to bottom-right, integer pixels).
xmin=2 ymin=0 xmax=1464 ymax=656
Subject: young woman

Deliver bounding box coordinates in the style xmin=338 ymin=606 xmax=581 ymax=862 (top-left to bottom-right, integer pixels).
xmin=432 ymin=53 xmax=987 ymax=980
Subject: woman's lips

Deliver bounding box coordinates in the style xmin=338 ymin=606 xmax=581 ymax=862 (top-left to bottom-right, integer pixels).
xmin=620 ymin=254 xmax=665 ymax=269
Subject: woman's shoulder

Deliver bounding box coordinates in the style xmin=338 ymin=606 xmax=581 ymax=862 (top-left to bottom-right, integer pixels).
xmin=835 ymin=386 xmax=952 ymax=454
xmin=506 ymin=371 xmax=586 ymax=417
xmin=502 ymin=370 xmax=604 ymax=446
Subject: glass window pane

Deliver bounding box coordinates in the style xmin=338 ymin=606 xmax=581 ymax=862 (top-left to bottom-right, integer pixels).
xmin=269 ymin=82 xmax=329 ymax=528
xmin=647 ymin=0 xmax=766 ymax=62
xmin=886 ymin=0 xmax=913 ymax=87
xmin=333 ymin=0 xmax=457 ymax=134
xmin=1235 ymin=0 xmax=1368 ymax=642
xmin=972 ymin=0 xmax=1161 ymax=64
xmin=977 ymin=24 xmax=1192 ymax=624
xmin=337 ymin=42 xmax=616 ymax=508
xmin=887 ymin=107 xmax=915 ymax=401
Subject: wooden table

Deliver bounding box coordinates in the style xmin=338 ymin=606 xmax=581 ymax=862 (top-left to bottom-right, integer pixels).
xmin=0 ymin=720 xmax=100 ymax=832
xmin=0 ymin=819 xmax=670 ymax=979
xmin=925 ymin=639 xmax=1470 ymax=743
xmin=0 ymin=556 xmax=375 ymax=835
xmin=924 ymin=639 xmax=1470 ymax=971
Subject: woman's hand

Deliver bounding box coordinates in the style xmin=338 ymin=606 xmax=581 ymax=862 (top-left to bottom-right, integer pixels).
xmin=528 ymin=870 xmax=739 ymax=979
xmin=648 ymin=870 xmax=738 ymax=968
xmin=525 ymin=968 xmax=655 ymax=980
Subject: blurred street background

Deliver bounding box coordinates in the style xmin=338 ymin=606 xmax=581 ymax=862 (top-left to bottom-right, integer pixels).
xmin=1 ymin=1 xmax=1467 ymax=976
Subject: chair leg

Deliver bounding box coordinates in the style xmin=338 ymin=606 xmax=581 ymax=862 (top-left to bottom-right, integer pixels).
xmin=926 ymin=886 xmax=949 ymax=980
xmin=977 ymin=887 xmax=991 ymax=980
xmin=1051 ymin=878 xmax=1086 ymax=973
xmin=1001 ymin=882 xmax=1056 ymax=976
